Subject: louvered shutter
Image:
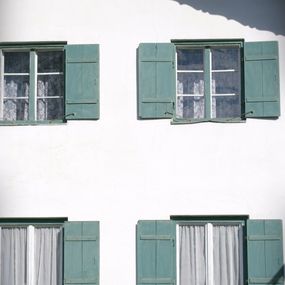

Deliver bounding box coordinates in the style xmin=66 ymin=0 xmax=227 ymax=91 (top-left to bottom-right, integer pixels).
xmin=136 ymin=220 xmax=176 ymax=285
xmin=247 ymin=219 xmax=284 ymax=285
xmin=244 ymin=41 xmax=280 ymax=118
xmin=138 ymin=43 xmax=176 ymax=119
xmin=64 ymin=221 xmax=99 ymax=285
xmin=65 ymin=44 xmax=99 ymax=120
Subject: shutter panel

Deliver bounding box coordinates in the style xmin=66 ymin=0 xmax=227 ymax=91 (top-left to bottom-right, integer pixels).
xmin=138 ymin=43 xmax=176 ymax=119
xmin=244 ymin=41 xmax=280 ymax=118
xmin=247 ymin=220 xmax=284 ymax=285
xmin=136 ymin=220 xmax=176 ymax=285
xmin=65 ymin=44 xmax=99 ymax=120
xmin=64 ymin=221 xmax=99 ymax=285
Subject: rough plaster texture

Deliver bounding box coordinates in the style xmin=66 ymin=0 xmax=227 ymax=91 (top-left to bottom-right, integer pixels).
xmin=0 ymin=1 xmax=284 ymax=284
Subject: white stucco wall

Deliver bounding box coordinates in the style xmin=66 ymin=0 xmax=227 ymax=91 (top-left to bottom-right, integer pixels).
xmin=0 ymin=0 xmax=284 ymax=284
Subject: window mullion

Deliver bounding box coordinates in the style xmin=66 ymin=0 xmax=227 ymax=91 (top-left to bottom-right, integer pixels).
xmin=0 ymin=50 xmax=4 ymax=120
xmin=204 ymin=49 xmax=211 ymax=119
xmin=27 ymin=225 xmax=35 ymax=285
xmin=29 ymin=51 xmax=37 ymax=121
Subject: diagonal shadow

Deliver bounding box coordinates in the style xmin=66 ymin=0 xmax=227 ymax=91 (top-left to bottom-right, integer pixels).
xmin=171 ymin=0 xmax=285 ymax=36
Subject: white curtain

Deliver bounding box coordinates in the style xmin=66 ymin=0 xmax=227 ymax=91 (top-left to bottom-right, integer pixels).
xmin=179 ymin=225 xmax=206 ymax=285
xmin=213 ymin=225 xmax=242 ymax=285
xmin=34 ymin=227 xmax=62 ymax=285
xmin=0 ymin=227 xmax=27 ymax=285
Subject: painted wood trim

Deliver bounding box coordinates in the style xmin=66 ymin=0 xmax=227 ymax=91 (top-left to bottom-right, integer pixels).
xmin=248 ymin=277 xmax=284 ymax=284
xmin=64 ymin=236 xmax=98 ymax=241
xmin=64 ymin=278 xmax=98 ymax=284
xmin=204 ymin=48 xmax=211 ymax=119
xmin=140 ymin=235 xmax=174 ymax=240
xmin=247 ymin=235 xmax=281 ymax=241
xmin=139 ymin=278 xmax=175 ymax=284
xmin=29 ymin=51 xmax=36 ymax=121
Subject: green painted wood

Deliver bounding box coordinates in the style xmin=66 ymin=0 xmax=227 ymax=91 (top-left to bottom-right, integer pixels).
xmin=244 ymin=41 xmax=280 ymax=118
xmin=64 ymin=221 xmax=99 ymax=285
xmin=65 ymin=44 xmax=99 ymax=120
xmin=204 ymin=48 xmax=211 ymax=119
xmin=247 ymin=220 xmax=284 ymax=285
xmin=136 ymin=220 xmax=176 ymax=285
xmin=29 ymin=51 xmax=36 ymax=121
xmin=138 ymin=43 xmax=175 ymax=119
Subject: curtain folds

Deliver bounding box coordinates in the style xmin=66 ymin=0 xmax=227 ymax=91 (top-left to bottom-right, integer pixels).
xmin=179 ymin=224 xmax=242 ymax=285
xmin=0 ymin=227 xmax=27 ymax=285
xmin=0 ymin=226 xmax=62 ymax=285
xmin=34 ymin=227 xmax=63 ymax=285
xmin=213 ymin=225 xmax=242 ymax=285
xmin=180 ymin=225 xmax=206 ymax=285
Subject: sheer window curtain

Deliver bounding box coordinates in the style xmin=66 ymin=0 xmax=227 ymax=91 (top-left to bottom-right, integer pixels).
xmin=0 ymin=227 xmax=27 ymax=285
xmin=213 ymin=225 xmax=243 ymax=285
xmin=179 ymin=225 xmax=206 ymax=285
xmin=34 ymin=227 xmax=63 ymax=285
xmin=0 ymin=226 xmax=62 ymax=285
xmin=179 ymin=224 xmax=242 ymax=285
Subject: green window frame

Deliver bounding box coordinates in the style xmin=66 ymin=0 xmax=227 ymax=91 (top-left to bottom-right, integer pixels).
xmin=0 ymin=218 xmax=100 ymax=285
xmin=136 ymin=216 xmax=284 ymax=285
xmin=0 ymin=42 xmax=100 ymax=125
xmin=138 ymin=40 xmax=280 ymax=123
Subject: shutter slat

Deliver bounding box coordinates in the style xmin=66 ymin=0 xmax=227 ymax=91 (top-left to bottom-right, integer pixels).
xmin=136 ymin=220 xmax=176 ymax=285
xmin=244 ymin=41 xmax=280 ymax=118
xmin=247 ymin=220 xmax=284 ymax=285
xmin=65 ymin=44 xmax=99 ymax=120
xmin=138 ymin=43 xmax=176 ymax=119
xmin=64 ymin=221 xmax=100 ymax=285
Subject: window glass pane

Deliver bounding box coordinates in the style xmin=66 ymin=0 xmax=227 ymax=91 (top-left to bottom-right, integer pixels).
xmin=211 ymin=47 xmax=241 ymax=119
xmin=4 ymin=76 xmax=29 ymax=120
xmin=212 ymin=95 xmax=240 ymax=119
xmin=212 ymin=48 xmax=239 ymax=70
xmin=37 ymin=51 xmax=63 ymax=73
xmin=179 ymin=225 xmax=206 ymax=285
xmin=177 ymin=49 xmax=204 ymax=70
xmin=34 ymin=227 xmax=63 ymax=285
xmin=1 ymin=227 xmax=27 ymax=285
xmin=37 ymin=75 xmax=64 ymax=120
xmin=177 ymin=96 xmax=205 ymax=119
xmin=177 ymin=73 xmax=204 ymax=95
xmin=4 ymin=52 xmax=30 ymax=73
xmin=213 ymin=225 xmax=243 ymax=285
xmin=212 ymin=72 xmax=240 ymax=94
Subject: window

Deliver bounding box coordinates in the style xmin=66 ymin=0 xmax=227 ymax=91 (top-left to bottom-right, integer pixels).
xmin=0 ymin=42 xmax=100 ymax=125
xmin=0 ymin=219 xmax=100 ymax=285
xmin=177 ymin=222 xmax=243 ymax=285
xmin=138 ymin=40 xmax=280 ymax=123
xmin=136 ymin=217 xmax=284 ymax=285
xmin=176 ymin=45 xmax=241 ymax=120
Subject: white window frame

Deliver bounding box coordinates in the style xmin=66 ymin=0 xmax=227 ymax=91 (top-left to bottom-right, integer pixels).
xmin=0 ymin=46 xmax=65 ymax=123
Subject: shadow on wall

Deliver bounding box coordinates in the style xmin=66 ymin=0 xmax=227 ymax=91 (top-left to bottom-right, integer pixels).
xmin=172 ymin=0 xmax=285 ymax=36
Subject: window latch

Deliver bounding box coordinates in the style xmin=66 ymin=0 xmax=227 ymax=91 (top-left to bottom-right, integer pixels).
xmin=64 ymin=113 xmax=76 ymax=119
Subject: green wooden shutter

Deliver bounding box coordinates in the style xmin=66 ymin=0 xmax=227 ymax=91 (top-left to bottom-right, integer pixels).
xmin=244 ymin=41 xmax=280 ymax=118
xmin=247 ymin=220 xmax=284 ymax=285
xmin=136 ymin=220 xmax=176 ymax=285
xmin=65 ymin=44 xmax=99 ymax=120
xmin=138 ymin=43 xmax=176 ymax=119
xmin=64 ymin=221 xmax=99 ymax=285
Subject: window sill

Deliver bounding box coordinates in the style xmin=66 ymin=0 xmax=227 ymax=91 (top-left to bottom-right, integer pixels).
xmin=171 ymin=117 xmax=246 ymax=125
xmin=0 ymin=120 xmax=66 ymax=126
